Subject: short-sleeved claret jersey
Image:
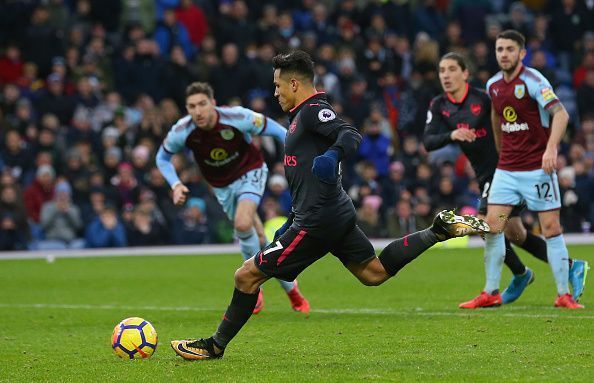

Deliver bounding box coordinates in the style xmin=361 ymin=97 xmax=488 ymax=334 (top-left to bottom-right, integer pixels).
xmin=424 ymin=85 xmax=498 ymax=189
xmin=163 ymin=106 xmax=267 ymax=187
xmin=285 ymin=92 xmax=361 ymax=233
xmin=486 ymin=65 xmax=559 ymax=171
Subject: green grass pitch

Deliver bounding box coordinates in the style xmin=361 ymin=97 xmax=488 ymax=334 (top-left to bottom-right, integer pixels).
xmin=0 ymin=245 xmax=593 ymax=382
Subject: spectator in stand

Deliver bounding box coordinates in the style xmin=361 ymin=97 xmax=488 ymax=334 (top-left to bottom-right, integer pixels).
xmin=0 ymin=43 xmax=24 ymax=85
xmin=356 ymin=194 xmax=383 ymax=238
xmin=175 ymin=0 xmax=208 ymax=48
xmin=386 ymin=199 xmax=417 ymax=238
xmin=263 ymin=174 xmax=292 ymax=216
xmin=558 ymin=166 xmax=587 ymax=232
xmin=357 ymin=116 xmax=393 ymax=179
xmin=23 ymin=164 xmax=55 ymax=226
xmin=36 ymin=73 xmax=75 ymax=125
xmin=1 ymin=129 xmax=33 ymax=184
xmin=0 ymin=184 xmax=29 ymax=248
xmin=126 ymin=203 xmax=166 ymax=246
xmin=577 ymin=70 xmax=594 ymax=119
xmin=171 ymin=197 xmax=210 ymax=245
xmin=154 ymin=7 xmax=196 ymax=59
xmin=85 ymin=204 xmax=127 ymax=248
xmin=39 ymin=180 xmax=84 ymax=249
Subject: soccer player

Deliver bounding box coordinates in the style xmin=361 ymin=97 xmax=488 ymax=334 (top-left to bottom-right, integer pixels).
xmin=170 ymin=50 xmax=490 ymax=360
xmin=466 ymin=30 xmax=586 ymax=309
xmin=424 ymin=52 xmax=589 ymax=307
xmin=156 ymin=82 xmax=310 ymax=314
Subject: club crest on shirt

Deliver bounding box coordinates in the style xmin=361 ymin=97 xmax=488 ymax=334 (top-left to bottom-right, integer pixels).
xmin=252 ymin=113 xmax=265 ymax=129
xmin=514 ymin=84 xmax=525 ymax=99
xmin=470 ymin=103 xmax=482 ymax=116
xmin=220 ymin=128 xmax=235 ymax=140
xmin=318 ymin=109 xmax=336 ymax=122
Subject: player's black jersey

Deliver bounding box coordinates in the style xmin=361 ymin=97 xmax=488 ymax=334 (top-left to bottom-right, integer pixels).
xmin=423 ymin=86 xmax=499 ymax=188
xmin=285 ymin=93 xmax=361 ymax=233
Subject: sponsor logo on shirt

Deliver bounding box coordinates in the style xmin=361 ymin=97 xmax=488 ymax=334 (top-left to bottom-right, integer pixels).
xmin=501 ymin=106 xmax=528 ymax=132
xmin=503 ymin=106 xmax=518 ymax=122
xmin=205 ymin=151 xmax=239 ymax=167
xmin=284 ymin=155 xmax=298 ymax=167
xmin=514 ymin=84 xmax=525 ymax=99
xmin=210 ymin=148 xmax=228 ymax=161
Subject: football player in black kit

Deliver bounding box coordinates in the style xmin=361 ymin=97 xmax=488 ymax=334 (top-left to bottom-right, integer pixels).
xmin=423 ymin=52 xmax=587 ymax=308
xmin=170 ymin=50 xmax=490 ymax=360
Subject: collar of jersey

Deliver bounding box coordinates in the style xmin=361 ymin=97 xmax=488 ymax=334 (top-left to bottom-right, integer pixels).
xmin=289 ymin=91 xmax=326 ymax=115
xmin=446 ymin=83 xmax=469 ymax=104
xmin=503 ymin=64 xmax=525 ymax=84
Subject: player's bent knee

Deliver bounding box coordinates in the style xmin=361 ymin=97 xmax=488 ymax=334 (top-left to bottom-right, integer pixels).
xmin=234 ymin=219 xmax=254 ymax=233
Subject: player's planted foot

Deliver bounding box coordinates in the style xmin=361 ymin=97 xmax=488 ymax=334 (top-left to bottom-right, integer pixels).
xmin=431 ymin=210 xmax=490 ymax=241
xmin=171 ymin=337 xmax=224 ymax=360
xmin=501 ymin=268 xmax=535 ymax=304
xmin=459 ymin=291 xmax=502 ymax=309
xmin=252 ymin=289 xmax=264 ymax=314
xmin=287 ymin=281 xmax=310 ymax=314
xmin=554 ymin=293 xmax=585 ymax=309
xmin=569 ymin=260 xmax=589 ymax=302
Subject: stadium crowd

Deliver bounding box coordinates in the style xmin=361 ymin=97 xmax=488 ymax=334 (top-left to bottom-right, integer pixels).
xmin=1 ymin=0 xmax=594 ymax=251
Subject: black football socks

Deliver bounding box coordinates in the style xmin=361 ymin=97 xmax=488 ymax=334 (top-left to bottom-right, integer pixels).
xmin=212 ymin=288 xmax=259 ymax=349
xmin=379 ymin=229 xmax=438 ymax=276
xmin=503 ymin=238 xmax=527 ymax=275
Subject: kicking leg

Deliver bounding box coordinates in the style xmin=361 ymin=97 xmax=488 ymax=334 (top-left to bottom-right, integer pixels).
xmin=171 ymin=258 xmax=270 ymax=360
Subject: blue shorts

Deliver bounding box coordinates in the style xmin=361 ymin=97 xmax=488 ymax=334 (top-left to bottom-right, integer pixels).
xmin=488 ymin=168 xmax=561 ymax=212
xmin=212 ymin=164 xmax=268 ymax=220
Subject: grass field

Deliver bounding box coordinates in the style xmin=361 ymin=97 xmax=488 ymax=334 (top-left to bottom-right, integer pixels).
xmin=0 ymin=245 xmax=593 ymax=382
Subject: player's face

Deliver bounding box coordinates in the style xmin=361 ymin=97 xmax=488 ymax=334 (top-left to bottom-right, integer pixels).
xmin=186 ymin=93 xmax=216 ymax=129
xmin=495 ymin=38 xmax=526 ymax=73
xmin=438 ymin=59 xmax=468 ymax=95
xmin=273 ymin=69 xmax=295 ymax=112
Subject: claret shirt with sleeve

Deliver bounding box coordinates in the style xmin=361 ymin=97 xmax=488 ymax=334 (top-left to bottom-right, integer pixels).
xmin=486 ymin=65 xmax=560 ymax=171
xmin=162 ymin=106 xmax=269 ymax=187
xmin=284 ymin=92 xmax=362 ymax=232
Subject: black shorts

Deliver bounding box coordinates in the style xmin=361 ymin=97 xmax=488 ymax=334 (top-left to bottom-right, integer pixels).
xmin=254 ymin=223 xmax=375 ymax=282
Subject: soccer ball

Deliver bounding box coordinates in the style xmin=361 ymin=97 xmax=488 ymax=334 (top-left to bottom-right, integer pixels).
xmin=111 ymin=317 xmax=158 ymax=359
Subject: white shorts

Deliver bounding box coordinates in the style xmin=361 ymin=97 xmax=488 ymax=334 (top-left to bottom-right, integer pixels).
xmin=488 ymin=168 xmax=561 ymax=212
xmin=212 ymin=164 xmax=268 ymax=220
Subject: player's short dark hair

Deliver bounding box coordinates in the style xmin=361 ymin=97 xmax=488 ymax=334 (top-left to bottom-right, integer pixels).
xmin=185 ymin=82 xmax=214 ymax=99
xmin=272 ymin=50 xmax=315 ymax=83
xmin=496 ymin=29 xmax=526 ymax=49
xmin=439 ymin=52 xmax=468 ymax=71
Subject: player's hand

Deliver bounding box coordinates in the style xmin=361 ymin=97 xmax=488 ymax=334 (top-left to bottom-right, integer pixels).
xmin=312 ymin=149 xmax=339 ymax=183
xmin=450 ymin=129 xmax=476 ymax=142
xmin=542 ymin=147 xmax=557 ymax=174
xmin=172 ymin=183 xmax=190 ymax=205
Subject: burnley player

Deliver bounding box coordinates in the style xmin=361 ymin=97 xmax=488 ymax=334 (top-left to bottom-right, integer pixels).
xmin=156 ymin=82 xmax=310 ymax=314
xmin=170 ymin=50 xmax=490 ymax=360
xmin=474 ymin=30 xmax=586 ymax=309
xmin=424 ymin=53 xmax=588 ymax=307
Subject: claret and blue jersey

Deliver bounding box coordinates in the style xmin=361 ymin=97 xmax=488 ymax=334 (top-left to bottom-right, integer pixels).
xmin=487 ymin=65 xmax=560 ymax=171
xmin=160 ymin=106 xmax=286 ymax=188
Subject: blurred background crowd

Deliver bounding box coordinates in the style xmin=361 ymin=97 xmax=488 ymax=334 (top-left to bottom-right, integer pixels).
xmin=1 ymin=0 xmax=594 ymax=251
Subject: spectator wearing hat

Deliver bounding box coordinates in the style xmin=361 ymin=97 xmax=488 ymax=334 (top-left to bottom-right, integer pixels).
xmin=38 ymin=180 xmax=84 ymax=249
xmin=263 ymin=174 xmax=291 ymax=216
xmin=85 ymin=204 xmax=127 ymax=248
xmin=171 ymin=197 xmax=210 ymax=245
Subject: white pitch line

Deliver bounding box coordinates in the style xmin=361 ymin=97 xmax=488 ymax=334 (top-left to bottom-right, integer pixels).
xmin=0 ymin=303 xmax=592 ymax=320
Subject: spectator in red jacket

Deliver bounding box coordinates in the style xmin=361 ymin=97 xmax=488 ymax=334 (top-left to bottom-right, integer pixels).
xmin=175 ymin=0 xmax=208 ymax=48
xmin=23 ymin=164 xmax=55 ymax=223
xmin=0 ymin=43 xmax=24 ymax=85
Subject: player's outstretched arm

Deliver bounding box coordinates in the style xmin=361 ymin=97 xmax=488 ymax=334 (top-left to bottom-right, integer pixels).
xmin=260 ymin=117 xmax=287 ymax=145
xmin=542 ymin=103 xmax=569 ymax=174
xmin=156 ymin=146 xmax=189 ymax=205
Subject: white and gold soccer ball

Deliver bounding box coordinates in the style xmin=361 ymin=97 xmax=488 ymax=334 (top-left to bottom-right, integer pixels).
xmin=111 ymin=317 xmax=158 ymax=359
